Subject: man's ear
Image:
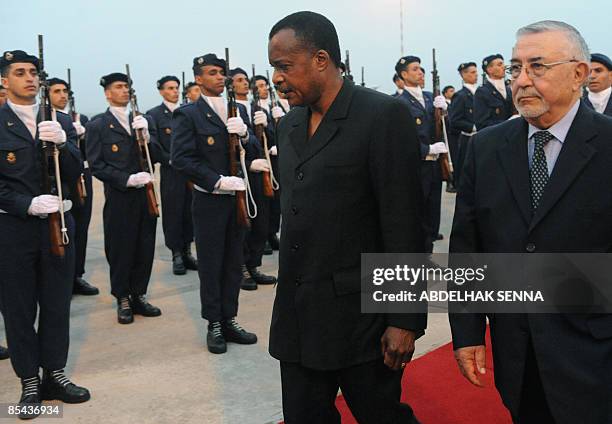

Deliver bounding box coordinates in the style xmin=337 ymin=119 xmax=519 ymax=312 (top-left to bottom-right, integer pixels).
xmin=314 ymin=49 xmax=330 ymax=72
xmin=573 ymin=62 xmax=590 ymax=92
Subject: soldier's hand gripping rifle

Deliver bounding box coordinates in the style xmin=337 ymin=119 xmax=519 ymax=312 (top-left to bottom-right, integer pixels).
xmin=251 ymin=65 xmax=274 ymax=198
xmin=39 ymin=35 xmax=68 ymax=257
xmin=125 ymin=64 xmax=160 ymax=217
xmin=432 ymin=48 xmax=454 ymax=185
xmin=67 ymin=68 xmax=87 ymax=206
xmin=224 ymin=49 xmax=250 ymax=227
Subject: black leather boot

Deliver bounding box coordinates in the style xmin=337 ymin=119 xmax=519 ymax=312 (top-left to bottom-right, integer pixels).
xmin=130 ymin=295 xmax=162 ymax=317
xmin=223 ymin=318 xmax=257 ymax=344
xmin=117 ymin=296 xmax=134 ymax=324
xmin=248 ymin=267 xmax=277 ymax=285
xmin=182 ymin=246 xmax=198 ymax=270
xmin=73 ymin=277 xmax=100 ymax=296
xmin=207 ymin=321 xmax=227 ymax=354
xmin=172 ymin=250 xmax=186 ymax=275
xmin=40 ymin=369 xmax=90 ymax=404
xmin=241 ymin=265 xmax=257 ymax=291
xmin=18 ymin=375 xmax=41 ymax=420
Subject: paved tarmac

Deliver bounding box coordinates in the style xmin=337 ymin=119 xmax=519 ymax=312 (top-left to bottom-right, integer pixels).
xmin=0 ymin=178 xmax=457 ymax=424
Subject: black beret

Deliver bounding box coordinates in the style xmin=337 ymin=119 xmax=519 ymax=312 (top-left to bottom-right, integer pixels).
xmin=482 ymin=54 xmax=503 ymax=71
xmin=253 ymin=75 xmax=269 ymax=85
xmin=185 ymin=82 xmax=198 ymax=90
xmin=0 ymin=50 xmax=39 ymax=72
xmin=591 ymin=53 xmax=612 ymax=70
xmin=229 ymin=67 xmax=248 ymax=79
xmin=395 ymin=55 xmax=421 ymax=75
xmin=458 ymin=62 xmax=477 ymax=73
xmin=192 ymin=53 xmax=226 ymax=73
xmin=157 ymin=75 xmax=180 ymax=89
xmin=99 ymin=73 xmax=130 ymax=88
xmin=47 ymin=77 xmax=69 ymax=88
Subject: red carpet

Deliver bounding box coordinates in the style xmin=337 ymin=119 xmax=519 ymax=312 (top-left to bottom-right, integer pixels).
xmin=281 ymin=330 xmax=512 ymax=423
xmin=334 ymin=330 xmax=512 ymax=424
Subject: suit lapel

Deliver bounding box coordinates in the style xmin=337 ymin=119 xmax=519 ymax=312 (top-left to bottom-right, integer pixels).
xmin=196 ymin=97 xmax=226 ymax=130
xmin=529 ymin=104 xmax=598 ymax=232
xmin=401 ymin=91 xmax=426 ymax=112
xmin=497 ymin=118 xmax=532 ymax=225
xmin=605 ymin=95 xmax=612 ymax=116
xmin=286 ymin=107 xmax=308 ymax=162
xmin=1 ymin=104 xmax=35 ymax=143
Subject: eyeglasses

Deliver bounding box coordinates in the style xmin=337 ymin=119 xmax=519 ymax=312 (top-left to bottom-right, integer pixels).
xmin=505 ymin=60 xmax=578 ymax=79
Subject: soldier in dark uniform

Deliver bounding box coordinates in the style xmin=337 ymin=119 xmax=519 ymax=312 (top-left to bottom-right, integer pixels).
xmin=147 ymin=76 xmax=197 ymax=275
xmin=184 ymin=81 xmax=201 ymax=103
xmin=230 ymin=67 xmax=277 ymax=290
xmin=0 ymin=50 xmax=90 ymax=419
xmin=171 ymin=53 xmax=258 ymax=354
xmin=391 ymin=73 xmax=404 ymax=97
xmin=448 ymin=62 xmax=478 ymax=188
xmin=474 ymin=54 xmax=514 ymax=130
xmin=48 ymin=77 xmax=99 ymax=296
xmin=0 ymin=84 xmax=8 ymax=361
xmin=0 ymin=84 xmax=7 ymax=104
xmin=396 ymin=55 xmax=448 ymax=253
xmin=87 ymin=72 xmax=162 ymax=325
xmin=583 ymin=53 xmax=612 ymax=116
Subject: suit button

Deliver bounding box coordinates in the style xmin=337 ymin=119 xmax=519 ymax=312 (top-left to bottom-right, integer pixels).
xmin=295 ymin=277 xmax=302 ymax=286
xmin=291 ymin=244 xmax=299 ymax=252
xmin=525 ymin=243 xmax=536 ymax=253
xmin=291 ymin=206 xmax=298 ymax=215
xmin=297 ymin=171 xmax=304 ymax=181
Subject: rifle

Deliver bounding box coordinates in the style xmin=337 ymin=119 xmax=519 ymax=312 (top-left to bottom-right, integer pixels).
xmin=361 ymin=66 xmax=365 ymax=87
xmin=125 ymin=64 xmax=160 ymax=217
xmin=431 ymin=48 xmax=454 ymax=184
xmin=251 ymin=65 xmax=274 ymax=197
xmin=344 ymin=50 xmax=353 ymax=81
xmin=181 ymin=71 xmax=187 ymax=104
xmin=38 ymin=35 xmax=68 ymax=257
xmin=67 ymin=68 xmax=87 ymax=206
xmin=224 ymin=48 xmax=249 ymax=227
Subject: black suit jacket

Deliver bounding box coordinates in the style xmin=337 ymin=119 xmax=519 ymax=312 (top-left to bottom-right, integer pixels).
xmin=449 ymin=102 xmax=612 ymax=422
xmin=582 ymin=91 xmax=612 ymax=117
xmin=269 ymin=79 xmax=426 ymax=370
xmin=474 ymin=80 xmax=513 ymax=130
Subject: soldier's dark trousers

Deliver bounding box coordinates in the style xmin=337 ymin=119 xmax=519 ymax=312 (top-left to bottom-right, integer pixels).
xmin=103 ymin=185 xmax=157 ymax=299
xmin=280 ymin=359 xmax=420 ymax=424
xmin=0 ymin=213 xmax=75 ymax=379
xmin=160 ymin=164 xmax=193 ymax=251
xmin=244 ymin=174 xmax=270 ymax=268
xmin=71 ymin=168 xmax=93 ymax=279
xmin=420 ymin=161 xmax=442 ymax=253
xmin=192 ymin=191 xmax=245 ymax=322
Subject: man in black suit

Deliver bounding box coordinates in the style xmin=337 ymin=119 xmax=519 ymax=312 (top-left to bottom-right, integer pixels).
xmin=450 ymin=20 xmax=612 ymax=424
xmin=474 ymin=54 xmax=514 ymax=130
xmin=268 ymin=11 xmax=426 ymax=424
xmin=583 ymin=53 xmax=612 ymax=116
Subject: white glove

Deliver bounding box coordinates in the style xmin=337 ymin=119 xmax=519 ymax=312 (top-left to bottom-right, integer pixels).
xmin=226 ymin=116 xmax=248 ymax=138
xmin=28 ymin=195 xmax=60 ymax=216
xmin=38 ymin=121 xmax=66 ymax=145
xmin=271 ymin=106 xmax=285 ymax=119
xmin=217 ymin=176 xmax=246 ymax=191
xmin=433 ymin=95 xmax=448 ymax=111
xmin=429 ymin=142 xmax=448 ymax=155
xmin=269 ymin=145 xmax=278 ymax=156
xmin=249 ymin=158 xmax=270 ymax=173
xmin=73 ymin=121 xmax=86 ymax=136
xmin=253 ymin=111 xmax=268 ymax=127
xmin=132 ymin=115 xmax=149 ymax=131
xmin=126 ymin=172 xmax=153 ymax=188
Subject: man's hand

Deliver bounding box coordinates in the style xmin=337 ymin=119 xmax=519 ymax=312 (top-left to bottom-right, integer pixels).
xmin=454 ymin=345 xmax=487 ymax=387
xmin=38 ymin=121 xmax=66 ymax=145
xmin=381 ymin=327 xmax=416 ymax=370
xmin=253 ymin=111 xmax=268 ymax=127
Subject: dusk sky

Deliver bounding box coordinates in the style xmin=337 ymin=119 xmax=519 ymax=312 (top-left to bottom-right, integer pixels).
xmin=2 ymin=0 xmax=609 ymax=115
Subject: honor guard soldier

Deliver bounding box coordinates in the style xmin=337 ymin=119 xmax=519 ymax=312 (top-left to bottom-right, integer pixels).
xmin=584 ymin=53 xmax=612 ymax=116
xmin=87 ymin=72 xmax=162 ymax=324
xmin=0 ymin=83 xmax=7 ymax=361
xmin=48 ymin=77 xmax=99 ymax=296
xmin=449 ymin=62 xmax=478 ymax=188
xmin=171 ymin=53 xmax=258 ymax=354
xmin=254 ymin=74 xmax=285 ymax=252
xmin=391 ymin=73 xmax=404 ymax=97
xmin=396 ymin=55 xmax=448 ymax=253
xmin=474 ymin=54 xmax=514 ymax=130
xmin=147 ymin=76 xmax=197 ymax=275
xmin=230 ymin=67 xmax=277 ymax=290
xmin=0 ymin=50 xmax=90 ymax=419
xmin=184 ymin=81 xmax=201 ymax=103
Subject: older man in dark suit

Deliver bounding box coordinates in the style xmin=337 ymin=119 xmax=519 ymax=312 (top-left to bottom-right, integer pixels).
xmin=450 ymin=20 xmax=612 ymax=424
xmin=268 ymin=11 xmax=426 ymax=424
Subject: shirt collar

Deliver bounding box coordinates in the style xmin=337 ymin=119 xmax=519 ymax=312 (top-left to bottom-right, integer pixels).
xmin=527 ymin=99 xmax=580 ymax=144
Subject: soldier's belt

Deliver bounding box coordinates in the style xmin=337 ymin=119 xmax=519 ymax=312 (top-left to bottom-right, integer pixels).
xmin=193 ymin=184 xmax=235 ymax=196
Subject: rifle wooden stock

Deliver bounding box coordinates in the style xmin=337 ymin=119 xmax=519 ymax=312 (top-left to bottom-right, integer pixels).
xmin=48 ymin=211 xmax=65 ymax=257
xmin=145 ymin=182 xmax=159 ymax=216
xmin=76 ymin=175 xmax=87 ymax=206
xmin=432 ymin=48 xmax=454 ymax=184
xmin=135 ymin=126 xmax=160 ymax=217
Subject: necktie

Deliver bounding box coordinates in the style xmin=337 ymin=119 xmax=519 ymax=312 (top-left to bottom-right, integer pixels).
xmin=530 ymin=130 xmax=554 ymax=211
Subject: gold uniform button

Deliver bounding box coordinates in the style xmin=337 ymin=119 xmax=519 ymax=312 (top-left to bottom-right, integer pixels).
xmin=165 ymin=128 xmax=172 ymax=135
xmin=111 ymin=144 xmax=119 ymax=152
xmin=6 ymin=152 xmax=16 ymax=164
xmin=416 ymin=118 xmax=422 ymax=125
xmin=207 ymin=136 xmax=215 ymax=146
xmin=495 ymin=108 xmax=501 ymax=115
